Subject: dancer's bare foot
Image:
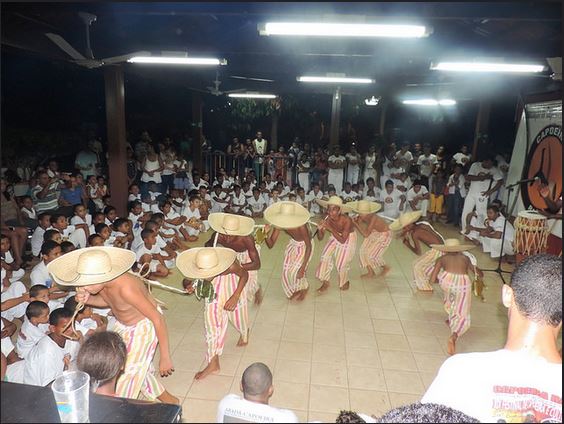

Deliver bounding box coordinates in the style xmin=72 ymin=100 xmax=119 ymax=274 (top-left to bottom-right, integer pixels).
xmin=447 ymin=333 xmax=457 ymax=356
xmin=157 ymin=390 xmax=180 ymax=405
xmin=195 ymin=356 xmax=220 ymax=380
xmin=236 ymin=330 xmax=249 ymax=347
xmin=317 ymin=281 xmax=330 ymax=293
xmin=297 ymin=289 xmax=308 ymax=301
xmin=360 ymin=268 xmax=375 ymax=279
xmin=379 ymin=265 xmax=391 ymax=278
xmin=254 ymin=286 xmax=263 ymax=305
xmin=292 ymin=289 xmax=307 ymax=301
xmin=444 ymin=318 xmax=449 ymax=326
xmin=340 ymin=281 xmax=350 ymax=291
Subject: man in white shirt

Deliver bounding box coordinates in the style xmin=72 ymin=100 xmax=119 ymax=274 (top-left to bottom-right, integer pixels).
xmin=406 ymin=179 xmax=429 ymax=217
xmin=328 ymin=146 xmax=346 ymax=193
xmin=345 ymin=146 xmax=361 ymax=185
xmin=460 ymin=157 xmax=503 ymax=232
xmin=416 ymin=144 xmax=438 ymax=184
xmin=422 ymin=254 xmax=562 ymax=423
xmin=480 ymin=204 xmax=515 ymax=259
xmin=378 ymin=179 xmax=406 ymax=219
xmin=394 ymin=143 xmax=414 ymax=170
xmin=452 ymin=145 xmax=471 ymax=168
xmin=253 ymin=131 xmax=268 ymax=183
xmin=23 ymin=308 xmax=80 ymax=387
xmin=217 ymin=363 xmax=298 ymax=423
xmin=75 ymin=140 xmax=100 ymax=178
xmin=211 ymin=185 xmax=231 ymax=213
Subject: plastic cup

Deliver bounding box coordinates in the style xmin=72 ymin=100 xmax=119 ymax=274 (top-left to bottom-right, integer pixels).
xmin=51 ymin=371 xmax=90 ymax=423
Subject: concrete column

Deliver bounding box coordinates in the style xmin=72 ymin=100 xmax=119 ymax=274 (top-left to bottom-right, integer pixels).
xmin=329 ymin=86 xmax=342 ymax=147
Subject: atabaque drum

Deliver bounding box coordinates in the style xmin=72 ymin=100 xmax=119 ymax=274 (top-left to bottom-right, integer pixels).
xmin=514 ymin=210 xmax=549 ymax=263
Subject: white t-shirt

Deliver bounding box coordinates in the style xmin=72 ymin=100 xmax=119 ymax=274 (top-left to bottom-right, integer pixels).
xmin=75 ymin=318 xmax=98 ymax=337
xmin=395 ymin=150 xmax=414 ymax=169
xmin=211 ymin=192 xmax=230 ymax=213
xmin=16 ymin=317 xmax=50 ymax=359
xmin=328 ymin=155 xmax=346 ymax=170
xmin=30 ymin=261 xmax=53 ymax=287
xmin=23 ymin=335 xmax=80 ymax=387
xmin=489 ymin=215 xmax=515 ymax=242
xmin=467 ymin=162 xmax=503 ymax=196
xmin=1 ymin=320 xmax=15 ymax=357
xmin=407 ymin=186 xmax=429 ymax=206
xmin=231 ymin=193 xmax=247 ymax=210
xmin=217 ymin=394 xmax=299 ymax=423
xmin=134 ymin=242 xmax=160 ymax=262
xmin=379 ymin=188 xmax=405 ymax=218
xmin=417 ymin=154 xmax=438 ymax=177
xmin=345 ymin=153 xmax=361 ymax=167
xmin=453 ymin=152 xmax=471 ymax=166
xmin=70 ymin=214 xmax=92 ymax=227
xmin=31 ymin=226 xmax=46 ymax=257
xmin=340 ymin=190 xmax=359 ymax=203
xmin=247 ymin=196 xmax=266 ymax=213
xmin=422 ymin=349 xmax=562 ymax=423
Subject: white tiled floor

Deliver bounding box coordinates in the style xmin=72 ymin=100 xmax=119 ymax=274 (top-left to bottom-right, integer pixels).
xmin=143 ymin=220 xmax=564 ymax=422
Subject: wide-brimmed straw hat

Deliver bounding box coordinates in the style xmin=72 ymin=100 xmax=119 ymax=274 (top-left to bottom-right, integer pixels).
xmin=208 ymin=213 xmax=255 ymax=236
xmin=346 ymin=200 xmax=382 ymax=215
xmin=389 ymin=211 xmax=423 ymax=231
xmin=176 ymin=247 xmax=236 ymax=280
xmin=316 ymin=196 xmax=353 ymax=212
xmin=430 ymin=238 xmax=475 ymax=252
xmin=264 ymin=201 xmax=311 ymax=229
xmin=47 ymin=247 xmax=136 ymax=287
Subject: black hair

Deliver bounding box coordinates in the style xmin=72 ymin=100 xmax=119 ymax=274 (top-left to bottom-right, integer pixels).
xmin=88 ymin=234 xmax=103 ymax=245
xmin=487 ymin=204 xmax=500 ymax=214
xmin=73 ymin=204 xmax=85 ymax=214
xmin=158 ymin=199 xmax=171 ymax=210
xmin=63 ymin=297 xmax=84 ymax=315
xmin=375 ymin=402 xmax=479 ymax=423
xmin=49 ymin=307 xmax=73 ymax=326
xmin=151 ymin=213 xmax=165 ymax=222
xmin=510 ymin=254 xmax=562 ymax=327
xmin=141 ymin=228 xmax=154 ymax=240
xmin=252 ymin=187 xmax=260 ymax=193
xmin=213 ymin=184 xmax=222 ymax=190
xmin=93 ymin=211 xmax=105 ymax=220
xmin=336 ymin=411 xmax=366 ymax=423
xmin=103 ymin=206 xmax=116 ymax=216
xmin=49 ymin=214 xmax=65 ymax=225
xmin=385 ymin=179 xmax=394 ymax=186
xmin=95 ymin=223 xmax=109 ymax=234
xmin=25 ymin=301 xmax=49 ymax=321
xmin=41 ymin=240 xmax=60 ymax=256
xmin=144 ymin=221 xmax=159 ymax=232
xmin=128 ymin=200 xmax=141 ymax=212
xmin=43 ymin=229 xmax=60 ymax=243
xmin=29 ymin=284 xmax=49 ymax=298
xmin=189 ymin=194 xmax=201 ymax=203
xmin=37 ymin=212 xmax=51 ymax=222
xmin=128 ymin=183 xmax=139 ymax=191
xmin=77 ymin=331 xmax=127 ymax=386
xmin=113 ymin=218 xmax=128 ymax=230
xmin=60 ymin=241 xmax=75 ymax=254
xmin=413 ymin=179 xmax=423 ymax=186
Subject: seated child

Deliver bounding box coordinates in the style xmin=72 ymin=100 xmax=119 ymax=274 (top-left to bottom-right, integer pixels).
xmin=20 ymin=195 xmax=38 ymax=229
xmin=151 ymin=212 xmax=184 ymax=250
xmin=246 ymin=187 xmax=267 ymax=218
xmin=70 ymin=204 xmax=93 ymax=238
xmin=128 ymin=183 xmax=142 ymax=202
xmin=364 ymin=178 xmax=380 ymax=202
xmin=30 ymin=241 xmax=62 ymax=287
xmin=340 ymin=182 xmax=359 ymax=203
xmin=1 ymin=235 xmax=25 ymax=283
xmin=22 ymin=308 xmax=81 ymax=386
xmin=159 ymin=200 xmax=190 ymax=242
xmin=28 ymin=284 xmax=67 ymax=313
xmin=60 ymin=241 xmax=75 ymax=254
xmin=88 ymin=233 xmax=105 ymax=247
xmin=198 ymin=186 xmax=211 ymax=219
xmin=16 ymin=301 xmax=50 ymax=359
xmin=295 ymin=187 xmax=308 ymax=208
xmin=87 ymin=175 xmax=104 ymax=211
xmin=181 ymin=194 xmax=209 ymax=241
xmin=211 ymin=184 xmax=231 ymax=213
xmin=95 ymin=223 xmax=118 ymax=247
xmin=110 ymin=218 xmax=132 ymax=249
xmin=1 ymin=268 xmax=28 ymax=322
xmin=134 ymin=229 xmax=171 ymax=278
xmin=103 ymin=206 xmax=118 ymax=226
xmin=31 ymin=213 xmax=51 ymax=257
xmin=64 ymin=297 xmax=107 ymax=339
xmin=407 ymin=180 xmax=430 ymax=217
xmin=170 ymin=188 xmax=185 ymax=215
xmin=241 ymin=181 xmax=253 ymax=199
xmin=229 ymin=185 xmax=247 ymax=215
xmin=307 ymin=183 xmax=323 ymax=214
xmin=49 ymin=213 xmax=87 ymax=248
xmin=77 ymin=331 xmax=127 ymax=396
xmin=128 ymin=200 xmax=150 ymax=237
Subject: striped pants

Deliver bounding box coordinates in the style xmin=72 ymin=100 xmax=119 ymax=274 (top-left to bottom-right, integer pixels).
xmin=413 ymin=248 xmax=443 ymax=291
xmin=316 ymin=232 xmax=357 ymax=288
xmin=114 ymin=317 xmax=165 ymax=401
xmin=438 ymin=271 xmax=472 ymax=336
xmin=282 ymin=239 xmax=314 ymax=298
xmin=204 ymin=272 xmax=248 ymax=362
xmin=237 ymin=245 xmax=261 ymax=303
xmin=359 ymin=230 xmax=392 ymax=270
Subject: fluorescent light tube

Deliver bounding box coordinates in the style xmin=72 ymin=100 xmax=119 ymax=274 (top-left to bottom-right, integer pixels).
xmin=261 ymin=22 xmax=428 ymax=38
xmin=431 ymin=62 xmax=545 ymax=73
xmin=228 ymin=93 xmax=277 ymax=99
xmin=402 ymin=99 xmax=456 ymax=106
xmin=128 ymin=56 xmax=224 ymax=65
xmin=297 ymin=76 xmax=374 ymax=84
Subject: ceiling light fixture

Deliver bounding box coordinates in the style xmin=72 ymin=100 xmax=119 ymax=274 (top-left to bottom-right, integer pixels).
xmin=430 ymin=61 xmax=545 ymax=73
xmin=297 ymin=76 xmax=374 ymax=84
xmin=128 ymin=56 xmax=227 ymax=65
xmin=365 ymin=96 xmax=381 ymax=106
xmin=228 ymin=93 xmax=277 ymax=99
xmin=260 ymin=22 xmax=429 ymax=38
xmin=402 ymin=99 xmax=456 ymax=106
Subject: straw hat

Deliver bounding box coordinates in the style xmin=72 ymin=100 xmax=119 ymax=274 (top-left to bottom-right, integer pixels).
xmin=208 ymin=213 xmax=255 ymax=236
xmin=346 ymin=200 xmax=382 ymax=215
xmin=388 ymin=211 xmax=423 ymax=231
xmin=176 ymin=247 xmax=236 ymax=280
xmin=430 ymin=238 xmax=475 ymax=252
xmin=264 ymin=201 xmax=311 ymax=229
xmin=316 ymin=196 xmax=353 ymax=212
xmin=47 ymin=247 xmax=136 ymax=287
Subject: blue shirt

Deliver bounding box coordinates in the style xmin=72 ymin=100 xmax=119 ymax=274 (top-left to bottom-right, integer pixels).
xmin=60 ymin=187 xmax=82 ymax=205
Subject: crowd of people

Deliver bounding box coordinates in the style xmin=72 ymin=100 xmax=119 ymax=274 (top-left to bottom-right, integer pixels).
xmin=0 ymin=129 xmax=561 ymax=423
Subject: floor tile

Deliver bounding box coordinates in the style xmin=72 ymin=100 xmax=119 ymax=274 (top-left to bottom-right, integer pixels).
xmin=383 ymin=370 xmax=425 ymax=395
xmin=347 ymin=366 xmax=387 ymax=391
xmin=309 ymin=385 xmax=350 ymax=414
xmin=310 ymin=362 xmax=349 ymax=388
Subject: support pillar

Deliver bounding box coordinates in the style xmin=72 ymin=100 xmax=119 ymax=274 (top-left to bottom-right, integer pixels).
xmin=329 ymin=86 xmax=342 ymax=148
xmin=104 ymin=66 xmax=128 ymax=217
xmin=191 ymin=93 xmax=203 ymax=173
xmin=472 ymin=100 xmax=491 ymax=160
xmin=378 ymin=99 xmax=387 ymax=136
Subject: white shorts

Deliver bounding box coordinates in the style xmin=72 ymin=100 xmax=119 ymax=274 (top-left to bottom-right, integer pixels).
xmin=1 ymin=335 xmax=15 ymax=357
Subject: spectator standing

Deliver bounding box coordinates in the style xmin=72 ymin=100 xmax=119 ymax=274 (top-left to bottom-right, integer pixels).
xmin=327 ymin=146 xmax=346 ymax=193
xmin=416 ymin=144 xmax=438 ymax=188
xmin=252 ymin=131 xmax=268 ymax=183
xmin=345 ymin=145 xmax=361 ymax=185
xmin=140 ymin=144 xmax=164 ymax=197
xmin=363 ymin=145 xmax=378 ymax=183
xmin=74 ymin=140 xmax=100 ymax=179
xmin=446 ymin=164 xmax=466 ymax=226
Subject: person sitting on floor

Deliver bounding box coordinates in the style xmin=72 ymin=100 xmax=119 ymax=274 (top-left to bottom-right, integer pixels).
xmin=217 ymin=362 xmax=298 ymax=423
xmin=15 ymin=301 xmax=50 ymax=359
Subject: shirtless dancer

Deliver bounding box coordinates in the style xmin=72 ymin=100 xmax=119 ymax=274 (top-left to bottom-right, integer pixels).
xmin=315 ymin=196 xmax=356 ymax=292
xmin=429 ymin=239 xmax=482 ymax=355
xmin=48 ymin=247 xmax=178 ymax=404
xmin=392 ymin=212 xmax=445 ymax=291
xmin=206 ymin=213 xmax=262 ymax=305
xmin=178 ymin=247 xmax=249 ymax=380
xmin=348 ymin=200 xmax=392 ymax=279
xmin=264 ymin=202 xmax=313 ymax=301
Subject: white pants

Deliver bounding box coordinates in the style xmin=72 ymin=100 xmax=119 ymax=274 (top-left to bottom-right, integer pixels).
xmin=461 ymin=193 xmax=489 ymax=232
xmin=298 ymin=173 xmax=309 ymax=192
xmin=328 ymin=169 xmax=344 ymax=193
xmin=408 ymin=200 xmax=429 ymax=217
xmin=184 ymin=220 xmax=209 ymax=236
xmin=1 ymin=281 xmax=28 ymax=321
xmin=69 ymin=229 xmax=87 ymax=249
xmin=347 ymin=166 xmax=360 ymax=185
xmin=466 ymin=215 xmax=486 ymax=241
xmin=481 ymin=235 xmax=514 ymax=258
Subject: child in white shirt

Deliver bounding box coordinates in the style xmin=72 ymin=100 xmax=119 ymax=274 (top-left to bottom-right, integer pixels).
xmin=1 ymin=268 xmax=28 ymax=322
xmin=70 ymin=204 xmax=93 ymax=239
xmin=181 ymin=194 xmax=209 ymax=240
xmin=16 ymin=301 xmax=50 ymax=359
xmin=267 ymin=189 xmax=281 ymax=207
xmin=87 ymin=175 xmax=104 ymax=211
xmin=379 ymin=179 xmax=406 ymax=219
xmin=229 ymin=185 xmax=247 ymax=215
xmin=211 ymin=184 xmax=231 ymax=213
xmin=340 ymin=182 xmax=359 ymax=203
xmin=20 ymin=196 xmax=37 ymax=221
xmin=307 ymin=184 xmax=323 ymax=214
xmin=31 ymin=213 xmax=52 ymax=257
xmin=406 ymin=179 xmax=430 ymax=217
xmin=241 ymin=182 xmax=253 ymax=199
xmin=295 ymin=187 xmax=309 ymax=208
xmin=246 ymin=188 xmax=267 ymax=218
xmin=1 ymin=236 xmax=25 ymax=283
xmin=29 ymin=241 xmax=61 ymax=287
xmin=128 ymin=183 xmax=142 ymax=202
xmin=134 ymin=229 xmax=170 ymax=278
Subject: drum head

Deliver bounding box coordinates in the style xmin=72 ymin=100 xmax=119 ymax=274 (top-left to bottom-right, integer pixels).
xmin=518 ymin=210 xmax=547 ymax=220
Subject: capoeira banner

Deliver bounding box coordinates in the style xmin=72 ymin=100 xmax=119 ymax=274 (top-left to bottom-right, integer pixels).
xmin=506 ymin=99 xmax=562 ymax=216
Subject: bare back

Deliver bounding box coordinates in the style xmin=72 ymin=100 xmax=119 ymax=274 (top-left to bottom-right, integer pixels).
xmin=329 ymin=214 xmax=354 ymax=237
xmin=439 ymin=253 xmax=471 ymax=275
xmin=100 ymin=273 xmax=158 ymax=326
xmin=412 ymin=224 xmax=443 ymax=247
xmin=286 ymin=224 xmax=310 ymax=242
xmin=368 ymin=215 xmax=390 ymax=233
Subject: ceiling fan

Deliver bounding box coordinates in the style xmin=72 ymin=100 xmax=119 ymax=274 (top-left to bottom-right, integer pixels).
xmin=45 ymin=11 xmax=148 ymax=68
xmin=187 ymin=70 xmax=247 ymax=96
xmin=229 ymin=75 xmax=274 ymax=83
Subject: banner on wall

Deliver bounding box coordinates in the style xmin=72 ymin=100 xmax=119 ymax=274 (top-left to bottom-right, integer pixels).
xmin=506 ymin=100 xmax=562 ymax=216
